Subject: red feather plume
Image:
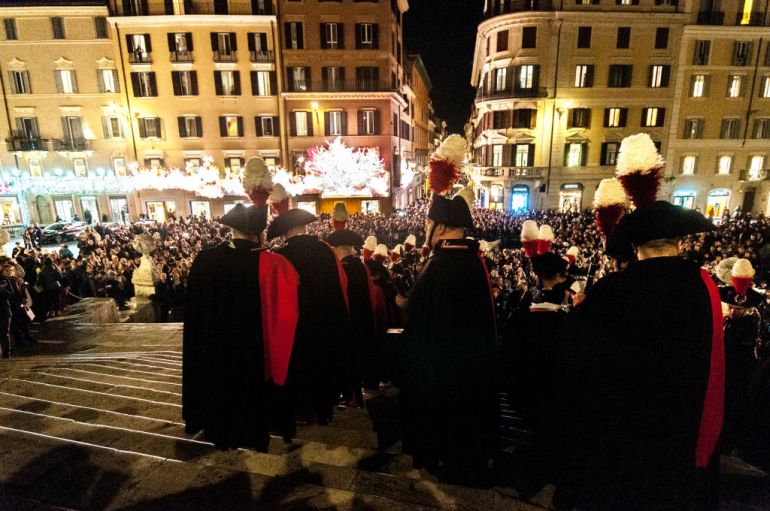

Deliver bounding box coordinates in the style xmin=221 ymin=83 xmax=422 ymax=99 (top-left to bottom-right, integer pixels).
xmin=617 ymin=167 xmax=663 ymax=209
xmin=594 ymin=204 xmax=626 ymax=238
xmin=429 ymin=158 xmax=460 ymax=195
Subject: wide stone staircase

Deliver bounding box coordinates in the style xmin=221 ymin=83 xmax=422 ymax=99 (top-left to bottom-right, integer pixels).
xmin=0 ymin=323 xmax=548 ymax=511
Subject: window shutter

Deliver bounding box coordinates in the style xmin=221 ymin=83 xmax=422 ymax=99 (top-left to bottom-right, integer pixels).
xmin=248 ymin=33 xmax=256 ymax=52
xmin=658 ymin=108 xmax=666 ymax=126
xmin=528 ymin=144 xmax=535 ymax=165
xmin=269 ymin=71 xmax=277 ymax=95
xmin=273 ymin=116 xmax=280 ymax=136
xmin=306 ymin=111 xmax=314 ymax=136
xmin=703 ymin=76 xmax=710 ymax=96
xmin=255 ymin=116 xmax=263 ymax=136
xmin=219 ymin=117 xmax=227 ymax=137
xmin=138 ymin=119 xmax=147 ymax=138
xmin=195 ymin=116 xmax=202 ymax=136
xmin=586 ymin=65 xmax=594 ymax=87
xmin=338 ymin=24 xmax=345 ymax=50
xmin=580 ymin=143 xmax=588 ymax=166
xmin=112 ymin=70 xmax=120 ymax=93
xmin=641 ymin=108 xmax=648 ymax=126
xmin=149 ymin=72 xmax=157 ymax=96
xmin=532 ymin=65 xmax=540 ymax=88
xmin=54 ymin=71 xmax=63 ymax=93
xmin=286 ymin=69 xmax=294 ymax=91
xmin=373 ymin=110 xmax=380 ymax=134
xmin=298 ymin=23 xmax=304 ymax=49
xmin=529 ymin=109 xmax=537 ymax=129
xmin=167 ymin=33 xmax=175 ymax=51
xmin=237 ymin=116 xmax=244 ymax=136
xmin=210 ymin=32 xmax=218 ymax=51
xmin=144 ymin=34 xmax=152 ymax=52
xmin=320 ymin=23 xmax=328 ymax=49
xmin=563 ymin=144 xmax=570 ymax=166
xmin=190 ymin=71 xmax=198 ymax=95
xmin=372 ymin=24 xmax=379 ymax=49
xmin=357 ymin=111 xmax=365 ymax=134
xmin=355 ymin=24 xmax=362 ymax=49
xmin=214 ymin=71 xmax=223 ymax=95
xmin=96 ymin=70 xmax=105 ymax=93
xmin=603 ymin=108 xmax=610 ymax=127
xmin=305 ymin=67 xmax=312 ymax=91
xmin=186 ymin=32 xmax=193 ymax=51
xmin=620 ymin=108 xmax=627 ymax=127
xmin=233 ymin=71 xmax=241 ymax=95
xmin=250 ymin=71 xmax=258 ymax=95
xmin=102 ymin=116 xmax=110 ymax=138
xmin=341 ymin=110 xmax=348 ymax=135
xmin=177 ymin=116 xmax=186 ymax=137
xmin=600 ymin=142 xmax=608 ymax=164
xmin=324 ymin=111 xmax=331 ymax=136
xmin=125 ymin=34 xmax=134 ymax=52
xmin=290 ymin=113 xmax=297 ymax=136
xmin=502 ymin=144 xmax=512 ymax=166
xmin=283 ymin=23 xmax=291 ymax=48
xmin=662 ymin=65 xmax=670 ymax=87
xmin=130 ymin=72 xmax=140 ymax=96
xmin=171 ymin=71 xmax=181 ymax=95
xmin=230 ymin=32 xmax=237 ymax=51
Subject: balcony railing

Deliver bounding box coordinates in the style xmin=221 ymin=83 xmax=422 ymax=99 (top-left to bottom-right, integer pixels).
xmin=6 ymin=135 xmax=47 ymax=152
xmin=213 ymin=50 xmax=238 ymax=62
xmin=170 ymin=50 xmax=194 ymax=62
xmin=736 ymin=12 xmax=765 ymax=26
xmin=182 ymin=2 xmax=273 ymax=15
xmin=476 ymin=86 xmax=547 ymax=102
xmin=740 ymin=169 xmax=769 ymax=181
xmin=128 ymin=51 xmax=152 ymax=64
xmin=479 ymin=166 xmax=546 ymax=179
xmin=484 ymin=0 xmax=553 ymax=18
xmin=287 ymin=80 xmax=397 ymax=93
xmin=697 ymin=10 xmax=724 ymax=25
xmin=249 ymin=50 xmax=274 ymax=63
xmin=52 ymin=138 xmax=91 ymax=152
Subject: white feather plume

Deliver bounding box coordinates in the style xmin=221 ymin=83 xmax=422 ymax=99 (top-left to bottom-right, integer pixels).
xmin=269 ymin=183 xmax=288 ymax=202
xmin=521 ymin=220 xmax=539 ymax=242
xmin=392 ymin=244 xmax=404 ymax=255
xmin=539 ymin=224 xmax=554 ymax=242
xmin=364 ymin=236 xmax=377 ymax=251
xmin=242 ymin=157 xmax=272 ymax=193
xmin=593 ymin=178 xmax=627 ymax=208
xmin=733 ymin=258 xmax=756 ymax=279
xmin=716 ymin=258 xmax=738 ymax=284
xmin=567 ymin=246 xmax=579 ymax=258
xmin=431 ymin=134 xmax=466 ymax=167
xmin=374 ymin=244 xmax=388 ymax=258
xmin=615 ymin=133 xmax=665 ymax=176
xmin=405 ymin=234 xmax=416 ymax=246
xmin=480 ymin=239 xmax=501 ymax=253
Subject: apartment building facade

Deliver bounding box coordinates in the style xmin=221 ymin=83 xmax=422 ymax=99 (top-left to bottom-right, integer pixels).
xmin=470 ymin=0 xmax=770 ymax=215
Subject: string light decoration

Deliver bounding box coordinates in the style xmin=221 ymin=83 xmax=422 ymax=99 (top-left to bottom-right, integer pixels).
xmin=302 ymin=138 xmax=389 ymax=198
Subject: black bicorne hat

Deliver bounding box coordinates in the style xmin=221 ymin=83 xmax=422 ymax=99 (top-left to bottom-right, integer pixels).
xmin=219 ymin=204 xmax=268 ymax=235
xmin=428 ymin=195 xmax=474 ymax=230
xmin=266 ymin=208 xmax=317 ymax=240
xmin=327 ymin=229 xmax=363 ymax=248
xmin=719 ymin=286 xmax=765 ymax=308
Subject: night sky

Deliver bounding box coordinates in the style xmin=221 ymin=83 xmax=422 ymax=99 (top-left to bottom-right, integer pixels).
xmin=404 ymin=0 xmax=484 ymax=134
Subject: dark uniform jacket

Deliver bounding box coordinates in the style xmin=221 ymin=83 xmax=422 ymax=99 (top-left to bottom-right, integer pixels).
xmin=553 ymin=256 xmax=724 ymax=510
xmin=340 ymin=255 xmax=376 ymax=384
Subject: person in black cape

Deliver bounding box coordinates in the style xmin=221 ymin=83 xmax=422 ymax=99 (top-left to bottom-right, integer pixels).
xmin=327 ymin=229 xmax=376 ymax=408
xmin=267 ymin=208 xmax=352 ymax=425
xmin=552 ymin=200 xmax=724 ymax=510
xmin=183 ymin=204 xmax=299 ymax=451
xmin=400 ymin=189 xmax=498 ymax=487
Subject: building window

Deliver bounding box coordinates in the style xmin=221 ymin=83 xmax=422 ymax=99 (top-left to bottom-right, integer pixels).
xmin=138 ymin=117 xmax=161 ymax=139
xmin=690 ymin=74 xmax=707 ymax=97
xmin=516 ymin=65 xmax=536 ymax=89
xmin=130 ymin=72 xmax=157 ymax=97
xmin=355 ymin=23 xmax=377 ymax=49
xmin=220 ymin=116 xmax=243 ymax=137
xmin=178 ymin=116 xmax=202 ymax=138
xmin=285 ymin=22 xmax=304 ymax=49
xmin=515 ymin=144 xmax=533 ymax=166
xmin=694 ymin=40 xmax=710 ymax=65
xmin=721 ymin=118 xmax=740 ymax=139
xmin=577 ymin=26 xmax=591 ymax=48
xmin=171 ymin=71 xmax=198 ymax=96
xmin=601 ymin=142 xmax=620 ymax=166
xmin=98 ymin=69 xmax=119 ymax=93
xmin=492 ymin=145 xmax=503 ymax=166
xmin=325 ymin=110 xmax=345 ymax=136
xmin=212 ymin=32 xmax=237 ymax=61
xmin=494 ymin=67 xmax=507 ymax=91
xmin=496 ymin=30 xmax=508 ymax=52
xmin=94 ymin=16 xmax=108 ymax=38
xmin=604 ymin=107 xmax=627 ymax=127
xmin=322 ymin=67 xmax=345 ymax=91
xmin=608 ymin=65 xmax=632 ymax=87
xmin=727 ymin=75 xmax=743 ymax=98
xmin=251 ymin=70 xmax=275 ymax=96
xmin=8 ymin=70 xmax=30 ymax=94
xmin=225 ymin=157 xmax=243 ymax=171
xmin=733 ymin=41 xmax=752 ymax=66
xmin=214 ymin=70 xmax=241 ymax=96
xmin=616 ymin=27 xmax=630 ymax=49
xmin=654 ymin=27 xmax=668 ymax=49
xmin=4 ymin=18 xmax=17 ymax=40
xmin=649 ymin=65 xmax=670 ymax=87
xmin=681 ymin=156 xmax=696 ymax=175
xmin=127 ymin=33 xmax=151 ymax=63
xmin=569 ymin=108 xmax=591 ymax=128
xmin=113 ymin=157 xmax=127 ymax=176
xmin=522 ymin=27 xmax=536 ymax=49
xmin=72 ymin=158 xmax=88 ymax=177
xmin=749 ymin=155 xmax=765 ymax=172
xmin=358 ymin=109 xmax=379 ymax=135
xmin=717 ymin=155 xmax=732 ymax=175
xmin=169 ymin=32 xmax=194 ymax=61
xmin=759 ymin=76 xmax=770 ymax=98
xmin=512 ymin=109 xmax=535 ymax=129
xmin=574 ymin=64 xmax=594 ymax=88
xmin=356 ymin=66 xmax=378 ymax=90
xmin=256 ymin=116 xmax=279 ymax=137
xmin=288 ymin=67 xmax=309 ymax=92
xmin=51 ymin=17 xmax=65 ymax=39
xmin=642 ymin=107 xmax=665 ymax=127
xmin=55 ymin=70 xmax=77 ymax=93
xmin=565 ymin=143 xmax=586 ymax=167
xmin=321 ymin=23 xmax=342 ymax=50
xmin=292 ymin=111 xmax=312 ymax=137
xmin=684 ymin=118 xmax=703 ymax=139
xmin=754 ymin=118 xmax=770 ymax=139
xmin=102 ymin=116 xmax=124 ymax=138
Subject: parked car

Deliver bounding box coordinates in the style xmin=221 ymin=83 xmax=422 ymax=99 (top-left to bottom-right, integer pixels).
xmin=40 ymin=222 xmax=87 ymax=244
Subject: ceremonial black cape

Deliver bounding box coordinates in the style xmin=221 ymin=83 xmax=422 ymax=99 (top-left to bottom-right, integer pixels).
xmin=277 ymin=234 xmax=351 ymax=422
xmin=553 ymin=257 xmax=724 ymax=510
xmin=183 ymin=239 xmax=297 ymax=451
xmin=340 ymin=255 xmax=376 ymax=387
xmin=400 ymin=238 xmax=498 ymax=484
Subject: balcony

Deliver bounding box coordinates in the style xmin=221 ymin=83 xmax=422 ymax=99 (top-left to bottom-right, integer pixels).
xmin=249 ymin=50 xmax=274 ymax=63
xmin=52 ymin=138 xmax=91 ymax=152
xmin=736 ymin=12 xmax=765 ymax=26
xmin=484 ymin=0 xmax=553 ymax=18
xmin=697 ymin=10 xmax=724 ymax=25
xmin=479 ymin=166 xmax=545 ymax=179
xmin=170 ymin=50 xmax=194 ymax=63
xmin=476 ymin=86 xmax=547 ymax=102
xmin=213 ymin=50 xmax=238 ymax=62
xmin=182 ymin=1 xmax=273 ymax=15
xmin=288 ymin=80 xmax=396 ymax=93
xmin=5 ymin=134 xmax=47 ymax=152
xmin=128 ymin=51 xmax=152 ymax=64
xmin=740 ymin=169 xmax=768 ymax=181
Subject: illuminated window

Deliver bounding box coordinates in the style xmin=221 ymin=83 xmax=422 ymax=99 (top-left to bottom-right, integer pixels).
xmin=760 ymin=76 xmax=770 ymax=98
xmin=605 ymin=107 xmax=625 ymax=127
xmin=515 ymin=144 xmax=531 ymax=166
xmin=326 ymin=111 xmax=343 ymax=136
xmin=754 ymin=118 xmax=770 ymax=139
xmin=220 ymin=116 xmax=242 ymax=137
xmin=750 ymin=155 xmax=765 ymax=172
xmin=113 ymin=157 xmax=126 ymax=176
xmin=492 ymin=144 xmax=503 ymax=166
xmin=102 ymin=116 xmax=123 ymax=138
xmin=575 ymin=64 xmax=593 ymax=87
xmin=718 ymin=155 xmax=732 ymax=175
xmin=721 ymin=118 xmax=740 ymax=139
xmin=216 ymin=70 xmax=239 ymax=95
xmin=98 ymin=69 xmax=119 ymax=93
xmin=226 ymin=158 xmax=243 ymax=171
xmin=359 ymin=109 xmax=378 ymax=135
xmin=517 ymin=65 xmax=535 ymax=89
xmin=642 ymin=107 xmax=665 ymax=128
xmin=601 ymin=142 xmax=620 ymax=166
xmin=73 ymin=158 xmax=87 ymax=177
xmin=727 ymin=75 xmax=743 ymax=98
xmin=681 ymin=156 xmax=696 ymax=175
xmin=494 ymin=67 xmax=507 ymax=91
xmin=56 ymin=70 xmax=77 ymax=93
xmin=740 ymin=0 xmax=755 ymax=25
xmin=252 ymin=70 xmax=273 ymax=96
xmin=684 ymin=118 xmax=703 ymax=139
xmin=566 ymin=143 xmax=584 ymax=167
xmin=691 ymin=75 xmax=706 ymax=97
xmin=294 ymin=111 xmax=309 ymax=136
xmin=649 ymin=65 xmax=669 ymax=87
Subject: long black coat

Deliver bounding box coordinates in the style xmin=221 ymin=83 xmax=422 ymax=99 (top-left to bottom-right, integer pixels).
xmin=276 ymin=234 xmax=351 ymax=422
xmin=340 ymin=255 xmax=375 ymax=385
xmin=183 ymin=239 xmax=295 ymax=451
xmin=553 ymin=257 xmax=723 ymax=510
xmin=400 ymin=238 xmax=498 ymax=481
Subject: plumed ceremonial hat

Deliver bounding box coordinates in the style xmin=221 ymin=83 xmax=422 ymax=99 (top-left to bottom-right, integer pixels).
xmin=719 ymin=286 xmax=764 ymax=308
xmin=428 ymin=194 xmax=474 ymax=229
xmin=219 ymin=204 xmax=268 ymax=235
xmin=327 ymin=229 xmax=363 ymax=248
xmin=606 ymin=200 xmax=715 ymax=256
xmin=531 ymin=252 xmax=568 ymax=279
xmin=266 ymin=208 xmax=316 ymax=240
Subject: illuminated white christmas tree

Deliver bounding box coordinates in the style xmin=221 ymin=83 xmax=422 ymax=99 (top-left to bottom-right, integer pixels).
xmin=303 ymin=137 xmax=389 ymax=197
